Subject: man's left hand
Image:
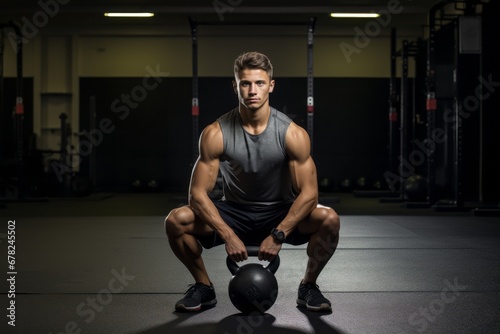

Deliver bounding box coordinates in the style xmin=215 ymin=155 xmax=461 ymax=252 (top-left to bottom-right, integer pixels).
xmin=258 ymin=236 xmax=282 ymax=261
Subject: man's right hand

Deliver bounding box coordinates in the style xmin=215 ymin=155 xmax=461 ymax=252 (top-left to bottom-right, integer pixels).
xmin=225 ymin=236 xmax=248 ymax=262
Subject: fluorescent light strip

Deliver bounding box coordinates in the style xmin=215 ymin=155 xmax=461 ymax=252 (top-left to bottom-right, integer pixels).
xmin=330 ymin=13 xmax=380 ymax=18
xmin=104 ymin=13 xmax=155 ymax=17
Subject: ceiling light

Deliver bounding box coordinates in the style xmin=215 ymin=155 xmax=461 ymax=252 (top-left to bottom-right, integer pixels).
xmin=330 ymin=13 xmax=380 ymax=18
xmin=104 ymin=13 xmax=155 ymax=18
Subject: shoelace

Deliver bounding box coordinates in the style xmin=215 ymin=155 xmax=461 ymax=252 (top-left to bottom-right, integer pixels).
xmin=183 ymin=284 xmax=202 ymax=298
xmin=302 ymin=283 xmax=322 ymax=299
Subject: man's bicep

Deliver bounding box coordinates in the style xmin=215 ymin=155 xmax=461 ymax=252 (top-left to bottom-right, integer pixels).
xmin=191 ymin=157 xmax=220 ymax=193
xmin=191 ymin=123 xmax=223 ymax=193
xmin=286 ymin=123 xmax=311 ymax=162
xmin=290 ymin=156 xmax=318 ymax=193
xmin=286 ymin=124 xmax=317 ymax=192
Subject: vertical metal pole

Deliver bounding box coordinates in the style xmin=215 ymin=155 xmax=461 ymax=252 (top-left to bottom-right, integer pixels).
xmin=0 ymin=27 xmax=4 ymax=113
xmin=453 ymin=20 xmax=463 ymax=208
xmin=59 ymin=113 xmax=71 ymax=196
xmin=89 ymin=96 xmax=97 ymax=189
xmin=401 ymin=40 xmax=409 ymax=200
xmin=0 ymin=28 xmax=4 ymax=164
xmin=12 ymin=23 xmax=25 ymax=199
xmin=453 ymin=102 xmax=463 ymax=207
xmin=389 ymin=28 xmax=398 ymax=177
xmin=426 ymin=8 xmax=438 ymax=205
xmin=189 ymin=17 xmax=199 ymax=164
xmin=306 ymin=17 xmax=316 ymax=155
xmin=478 ymin=43 xmax=483 ymax=203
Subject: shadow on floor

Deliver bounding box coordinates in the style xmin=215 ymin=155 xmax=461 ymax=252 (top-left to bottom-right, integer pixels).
xmin=136 ymin=307 xmax=346 ymax=334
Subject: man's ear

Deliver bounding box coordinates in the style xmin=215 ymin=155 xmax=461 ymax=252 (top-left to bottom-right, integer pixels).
xmin=232 ymin=80 xmax=238 ymax=94
xmin=269 ymin=79 xmax=275 ymax=93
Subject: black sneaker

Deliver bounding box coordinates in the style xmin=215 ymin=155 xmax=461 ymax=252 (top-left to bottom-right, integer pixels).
xmin=175 ymin=283 xmax=217 ymax=312
xmin=297 ymin=282 xmax=332 ymax=312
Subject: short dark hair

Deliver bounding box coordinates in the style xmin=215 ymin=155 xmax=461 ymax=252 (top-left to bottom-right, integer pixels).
xmin=233 ymin=51 xmax=273 ymax=80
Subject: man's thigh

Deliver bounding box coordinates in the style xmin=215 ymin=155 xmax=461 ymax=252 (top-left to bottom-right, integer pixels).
xmin=295 ymin=204 xmax=335 ymax=235
xmin=198 ymin=201 xmax=291 ymax=248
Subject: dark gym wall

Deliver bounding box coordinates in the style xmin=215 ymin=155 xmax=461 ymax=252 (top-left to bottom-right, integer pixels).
xmin=481 ymin=1 xmax=500 ymax=202
xmin=79 ymin=77 xmax=390 ymax=192
xmin=314 ymin=78 xmax=389 ymax=185
xmin=79 ymin=77 xmax=193 ymax=191
xmin=0 ymin=78 xmax=34 ymax=177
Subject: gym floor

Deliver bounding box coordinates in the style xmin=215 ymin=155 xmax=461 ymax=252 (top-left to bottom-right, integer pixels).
xmin=1 ymin=192 xmax=499 ymax=334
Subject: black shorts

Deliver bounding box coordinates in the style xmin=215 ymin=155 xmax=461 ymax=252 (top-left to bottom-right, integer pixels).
xmin=198 ymin=200 xmax=312 ymax=249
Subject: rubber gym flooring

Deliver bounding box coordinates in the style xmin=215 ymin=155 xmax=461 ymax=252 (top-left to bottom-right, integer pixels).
xmin=0 ymin=192 xmax=499 ymax=334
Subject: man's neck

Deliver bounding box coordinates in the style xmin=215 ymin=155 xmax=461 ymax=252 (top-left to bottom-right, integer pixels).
xmin=239 ymin=105 xmax=271 ymax=135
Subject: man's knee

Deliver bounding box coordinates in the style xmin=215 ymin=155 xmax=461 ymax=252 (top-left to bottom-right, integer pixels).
xmin=321 ymin=207 xmax=340 ymax=235
xmin=164 ymin=206 xmax=193 ymax=237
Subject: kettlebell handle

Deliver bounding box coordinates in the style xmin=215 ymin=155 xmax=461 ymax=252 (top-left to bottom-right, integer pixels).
xmin=226 ymin=246 xmax=280 ymax=275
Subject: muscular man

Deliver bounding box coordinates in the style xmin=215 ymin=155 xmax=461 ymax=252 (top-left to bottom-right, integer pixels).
xmin=165 ymin=51 xmax=340 ymax=312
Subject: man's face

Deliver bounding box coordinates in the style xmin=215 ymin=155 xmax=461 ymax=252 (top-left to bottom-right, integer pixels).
xmin=233 ymin=69 xmax=275 ymax=111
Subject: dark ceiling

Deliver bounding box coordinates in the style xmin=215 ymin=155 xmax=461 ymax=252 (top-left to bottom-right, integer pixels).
xmin=0 ymin=0 xmax=443 ymax=31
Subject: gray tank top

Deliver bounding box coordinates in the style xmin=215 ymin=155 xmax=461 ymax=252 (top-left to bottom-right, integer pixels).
xmin=217 ymin=107 xmax=296 ymax=206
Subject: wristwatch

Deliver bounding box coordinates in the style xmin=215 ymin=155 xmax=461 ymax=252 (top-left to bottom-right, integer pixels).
xmin=271 ymin=228 xmax=286 ymax=243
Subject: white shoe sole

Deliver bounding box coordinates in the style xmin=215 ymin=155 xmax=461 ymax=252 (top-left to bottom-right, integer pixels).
xmin=296 ymin=298 xmax=332 ymax=312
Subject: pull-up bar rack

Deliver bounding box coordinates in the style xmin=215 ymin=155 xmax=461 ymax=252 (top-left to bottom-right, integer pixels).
xmin=188 ymin=17 xmax=317 ymax=163
xmin=0 ymin=22 xmax=26 ymax=201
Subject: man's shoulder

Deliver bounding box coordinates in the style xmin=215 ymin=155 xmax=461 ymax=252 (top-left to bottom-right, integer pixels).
xmin=218 ymin=108 xmax=239 ymax=122
xmin=202 ymin=121 xmax=221 ymax=136
xmin=271 ymin=107 xmax=293 ymax=126
xmin=200 ymin=121 xmax=223 ymax=156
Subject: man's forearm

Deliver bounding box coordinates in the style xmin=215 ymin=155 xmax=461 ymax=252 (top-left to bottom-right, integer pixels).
xmin=189 ymin=190 xmax=235 ymax=241
xmin=277 ymin=191 xmax=318 ymax=236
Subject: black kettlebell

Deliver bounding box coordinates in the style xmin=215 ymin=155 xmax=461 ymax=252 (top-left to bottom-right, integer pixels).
xmin=226 ymin=246 xmax=280 ymax=314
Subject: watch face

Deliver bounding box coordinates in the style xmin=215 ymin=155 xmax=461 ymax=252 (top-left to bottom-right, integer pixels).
xmin=273 ymin=229 xmax=285 ymax=242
